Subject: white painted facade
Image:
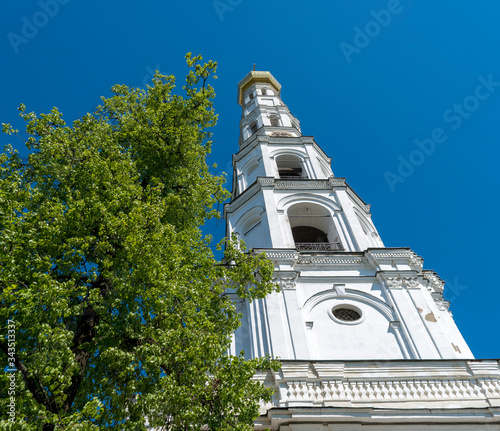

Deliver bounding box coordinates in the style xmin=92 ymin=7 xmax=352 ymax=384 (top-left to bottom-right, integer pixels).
xmin=224 ymin=71 xmax=500 ymax=429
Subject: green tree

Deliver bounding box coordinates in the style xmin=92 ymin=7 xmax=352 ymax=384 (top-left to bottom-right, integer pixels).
xmin=0 ymin=54 xmax=279 ymax=430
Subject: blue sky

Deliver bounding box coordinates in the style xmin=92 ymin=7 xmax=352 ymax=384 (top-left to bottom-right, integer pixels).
xmin=2 ymin=1 xmax=499 ymax=358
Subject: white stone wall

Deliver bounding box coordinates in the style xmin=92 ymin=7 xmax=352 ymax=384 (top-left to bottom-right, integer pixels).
xmin=229 ymin=249 xmax=473 ymax=361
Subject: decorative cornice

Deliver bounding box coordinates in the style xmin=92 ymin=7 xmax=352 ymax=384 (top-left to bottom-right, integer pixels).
xmin=328 ymin=177 xmax=346 ymax=187
xmin=368 ymin=250 xmax=415 ymax=259
xmin=256 ymin=360 xmax=500 ymax=419
xmin=224 ymin=180 xmax=261 ymax=217
xmin=258 ymin=248 xmax=429 ymax=275
xmin=366 ymin=248 xmax=424 ymax=272
xmin=258 ymin=249 xmax=369 ymax=268
xmin=268 ymin=135 xmax=315 ymax=145
xmin=236 ymin=133 xmax=267 ymax=156
xmin=423 ymin=270 xmax=445 ymax=294
xmin=296 ymin=256 xmax=366 ymax=266
xmin=257 ymin=177 xmax=275 ymax=187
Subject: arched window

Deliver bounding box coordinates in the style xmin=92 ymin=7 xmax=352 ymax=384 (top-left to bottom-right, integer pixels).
xmin=270 ymin=114 xmax=280 ymax=127
xmin=276 ymin=154 xmax=307 ymax=179
xmin=261 ymin=88 xmax=267 ymax=95
xmin=288 ymin=203 xmax=342 ymax=251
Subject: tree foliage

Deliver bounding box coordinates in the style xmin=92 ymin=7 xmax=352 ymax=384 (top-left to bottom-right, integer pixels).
xmin=0 ymin=54 xmax=279 ymax=430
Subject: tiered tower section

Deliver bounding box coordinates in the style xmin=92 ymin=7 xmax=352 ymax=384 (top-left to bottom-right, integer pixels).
xmin=228 ymin=71 xmax=383 ymax=252
xmin=224 ymin=71 xmax=472 ymax=362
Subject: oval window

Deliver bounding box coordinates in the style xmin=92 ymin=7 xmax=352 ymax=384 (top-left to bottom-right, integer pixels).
xmin=332 ymin=307 xmax=361 ymax=322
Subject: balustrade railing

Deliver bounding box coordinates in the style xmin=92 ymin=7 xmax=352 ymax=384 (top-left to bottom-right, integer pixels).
xmin=278 ymin=176 xmax=309 ymax=180
xmin=295 ymin=242 xmax=344 ymax=251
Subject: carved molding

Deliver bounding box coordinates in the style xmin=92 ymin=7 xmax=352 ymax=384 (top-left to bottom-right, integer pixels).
xmin=265 ymin=251 xmax=298 ymax=260
xmin=268 ymin=136 xmax=304 ymax=144
xmin=274 ymin=180 xmax=330 ymax=189
xmin=369 ymin=251 xmax=414 ymax=259
xmin=273 ymin=272 xmax=299 ymax=290
xmin=383 ymin=277 xmax=403 ymax=289
xmin=381 ymin=276 xmax=420 ymax=290
xmin=403 ymin=277 xmax=419 ymax=289
xmin=383 ymin=277 xmax=420 ymax=289
xmin=269 ymin=131 xmax=294 ymax=137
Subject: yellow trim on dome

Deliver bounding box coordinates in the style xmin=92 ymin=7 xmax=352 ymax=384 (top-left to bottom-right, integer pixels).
xmin=237 ymin=71 xmax=281 ymax=105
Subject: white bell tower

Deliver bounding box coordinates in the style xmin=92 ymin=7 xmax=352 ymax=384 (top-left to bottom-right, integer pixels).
xmin=224 ymin=71 xmax=500 ymax=430
xmin=228 ymin=71 xmax=382 ymax=253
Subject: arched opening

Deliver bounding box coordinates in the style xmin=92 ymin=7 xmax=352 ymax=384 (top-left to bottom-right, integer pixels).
xmin=288 ymin=203 xmax=342 ymax=251
xmin=292 ymin=226 xmax=328 ymax=243
xmin=261 ymin=88 xmax=267 ymax=95
xmin=276 ymin=154 xmax=307 ymax=179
